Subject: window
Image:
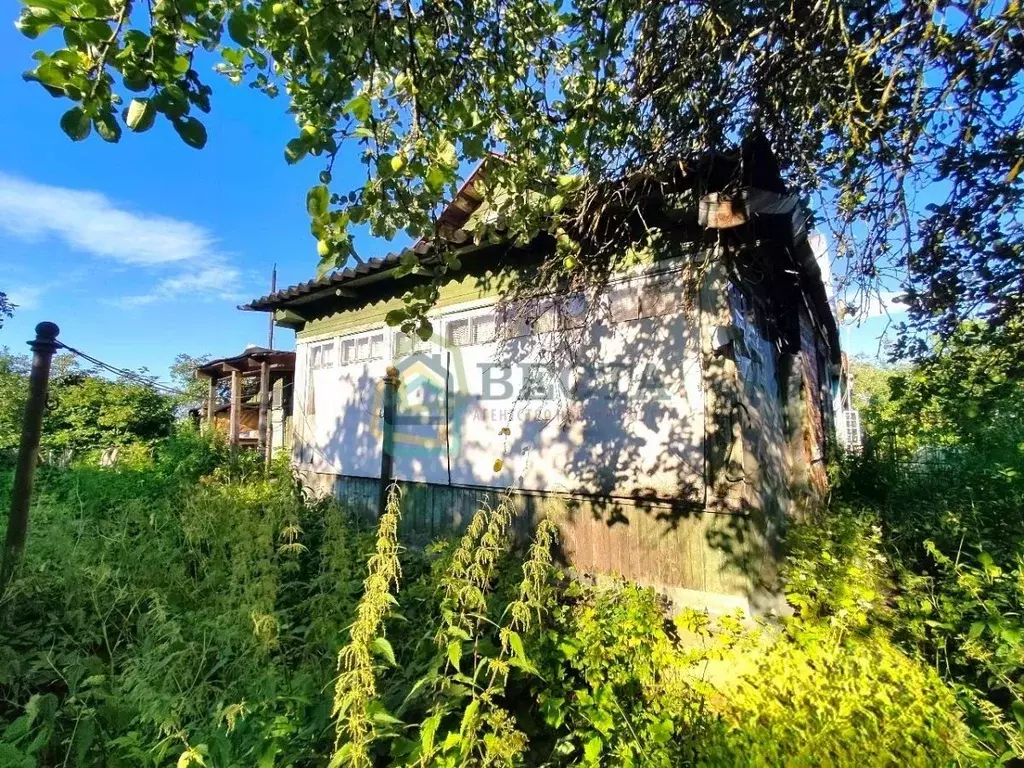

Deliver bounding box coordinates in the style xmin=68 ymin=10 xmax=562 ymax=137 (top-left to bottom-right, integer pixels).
xmin=394 ymin=332 xmax=413 ymax=358
xmin=445 ymin=312 xmax=498 ymax=347
xmin=842 ymin=409 xmax=863 ymax=453
xmin=393 ymin=330 xmax=432 ymax=357
xmin=370 ymin=334 xmax=385 ymax=359
xmin=472 ymin=314 xmax=496 ymax=343
xmin=608 ymin=286 xmax=639 ymax=322
xmin=560 ymin=294 xmax=588 ymax=330
xmin=309 ymin=341 xmax=335 ymax=370
xmin=340 ymin=338 xmax=355 ymax=364
xmin=446 ymin=318 xmax=471 ymax=346
xmin=638 ymin=278 xmax=676 ymax=318
xmin=339 ymin=331 xmax=386 ymax=364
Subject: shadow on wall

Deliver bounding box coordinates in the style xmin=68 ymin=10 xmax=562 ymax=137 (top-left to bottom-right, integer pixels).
xmin=296 ymin=262 xmax=794 ymax=610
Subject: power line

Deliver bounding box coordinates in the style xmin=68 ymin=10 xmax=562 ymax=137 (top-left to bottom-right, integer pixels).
xmin=55 ymin=341 xmax=188 ymax=397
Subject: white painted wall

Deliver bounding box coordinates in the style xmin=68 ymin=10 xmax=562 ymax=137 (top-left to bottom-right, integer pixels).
xmin=292 ymin=261 xmax=706 ymax=500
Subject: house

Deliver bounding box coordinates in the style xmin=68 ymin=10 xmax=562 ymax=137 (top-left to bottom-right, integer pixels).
xmin=195 ymin=347 xmax=295 ymax=457
xmin=242 ymin=140 xmax=841 ymax=613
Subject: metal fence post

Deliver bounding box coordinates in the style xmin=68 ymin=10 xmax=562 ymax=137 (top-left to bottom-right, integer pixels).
xmin=378 ymin=366 xmax=399 ymax=515
xmin=1 ymin=322 xmax=60 ymax=598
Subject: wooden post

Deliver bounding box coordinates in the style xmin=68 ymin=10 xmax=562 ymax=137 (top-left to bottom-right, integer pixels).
xmin=1 ymin=322 xmax=60 ymax=598
xmin=258 ymin=359 xmax=270 ymax=465
xmin=205 ymin=375 xmax=217 ymax=435
xmin=229 ymin=369 xmax=241 ymax=447
xmin=378 ymin=366 xmax=399 ymax=513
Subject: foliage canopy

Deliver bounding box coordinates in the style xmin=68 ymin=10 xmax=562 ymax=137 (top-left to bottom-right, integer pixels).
xmin=0 ymin=348 xmax=175 ymax=457
xmin=15 ymin=0 xmax=1024 ymax=352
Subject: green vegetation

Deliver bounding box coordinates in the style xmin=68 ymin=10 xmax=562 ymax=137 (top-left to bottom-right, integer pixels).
xmin=0 ymin=349 xmax=175 ymax=460
xmin=15 ymin=0 xmax=1024 ymax=350
xmin=0 ymin=293 xmax=11 ymax=329
xmin=0 ymin=424 xmax=1017 ymax=765
xmin=0 ymin=324 xmax=1020 ymax=765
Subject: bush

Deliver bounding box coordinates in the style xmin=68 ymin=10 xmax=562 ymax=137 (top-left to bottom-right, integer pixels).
xmin=837 ymin=450 xmax=1024 ymax=760
xmin=0 ymin=433 xmax=996 ymax=766
xmin=705 ymin=630 xmax=979 ymax=767
xmin=0 ymin=443 xmax=381 ymax=765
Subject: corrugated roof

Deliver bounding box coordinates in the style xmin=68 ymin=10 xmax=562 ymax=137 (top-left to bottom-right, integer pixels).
xmin=196 ymin=347 xmax=296 ymax=377
xmin=240 ymin=251 xmax=411 ymax=311
xmin=242 ymin=161 xmax=493 ymax=313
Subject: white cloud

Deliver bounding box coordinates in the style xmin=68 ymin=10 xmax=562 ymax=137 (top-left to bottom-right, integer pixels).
xmin=838 ymin=290 xmax=907 ymax=324
xmin=5 ymin=284 xmax=46 ymax=310
xmin=0 ymin=172 xmax=245 ymax=307
xmin=114 ymin=265 xmax=243 ymax=308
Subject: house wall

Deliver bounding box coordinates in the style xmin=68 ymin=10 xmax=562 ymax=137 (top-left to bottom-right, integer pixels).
xmin=212 ymin=408 xmax=260 ymax=440
xmin=292 ymin=259 xmax=707 ymax=502
xmin=288 ymin=253 xmax=820 ymax=612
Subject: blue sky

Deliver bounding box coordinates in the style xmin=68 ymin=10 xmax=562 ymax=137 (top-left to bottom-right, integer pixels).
xmin=0 ymin=19 xmax=898 ymax=381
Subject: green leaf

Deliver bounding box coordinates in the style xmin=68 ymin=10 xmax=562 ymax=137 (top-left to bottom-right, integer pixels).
xmin=385 ymin=309 xmax=408 ymax=327
xmin=416 ymin=319 xmax=433 ymax=342
xmin=284 ymin=138 xmax=307 ymax=164
xmin=425 ymin=167 xmax=447 ymax=193
xmin=583 ymin=735 xmax=603 ymax=763
xmin=650 ymin=717 xmax=674 ymax=744
xmin=446 ymin=639 xmax=461 ymax=671
xmin=557 ymin=638 xmax=581 ymax=659
xmin=460 ymin=698 xmax=480 ymax=734
xmin=371 ymin=636 xmax=396 ymax=666
xmin=227 ymin=11 xmax=253 ymax=46
xmin=93 ymin=113 xmax=122 ymax=143
xmin=25 ymin=0 xmax=72 ymax=13
xmin=343 ymin=93 xmax=371 ymax=122
xmin=15 ymin=11 xmax=54 ymax=40
xmin=123 ymin=72 xmax=149 ymax=92
xmin=366 ymin=700 xmax=403 ymax=725
xmin=156 ymin=84 xmax=189 ymax=118
xmin=29 ymin=61 xmax=65 ymax=89
xmin=125 ymin=98 xmax=155 ymax=132
xmin=59 ymin=106 xmax=90 ymax=141
xmin=306 ymin=184 xmax=329 ymax=217
xmin=506 ymin=630 xmax=526 ymax=661
xmin=173 ymin=117 xmax=207 ymax=149
xmin=420 ymin=712 xmax=441 ymax=754
xmin=1011 ymin=699 xmax=1024 ymax=730
xmin=557 ymin=173 xmax=584 ymax=192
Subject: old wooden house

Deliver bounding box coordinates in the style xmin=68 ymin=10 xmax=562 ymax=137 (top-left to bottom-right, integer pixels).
xmin=243 ymin=141 xmax=841 ymax=612
xmin=195 ymin=347 xmax=295 ymax=456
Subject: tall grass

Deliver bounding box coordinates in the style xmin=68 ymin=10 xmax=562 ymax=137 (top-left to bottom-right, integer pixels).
xmin=0 ymin=431 xmax=995 ymax=766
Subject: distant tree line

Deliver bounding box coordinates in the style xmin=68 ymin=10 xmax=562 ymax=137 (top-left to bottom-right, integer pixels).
xmin=0 ymin=348 xmax=201 ymax=462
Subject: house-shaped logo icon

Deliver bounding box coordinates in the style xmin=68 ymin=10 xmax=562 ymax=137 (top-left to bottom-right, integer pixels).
xmin=367 ymin=344 xmax=470 ymax=457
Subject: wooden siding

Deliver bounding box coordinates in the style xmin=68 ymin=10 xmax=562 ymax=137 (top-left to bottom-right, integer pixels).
xmin=296 ymin=470 xmax=775 ymax=608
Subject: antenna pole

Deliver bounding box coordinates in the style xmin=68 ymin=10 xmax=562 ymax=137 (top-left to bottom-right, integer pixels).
xmin=267 ymin=263 xmax=277 ymax=350
xmin=264 ymin=264 xmax=278 ymax=472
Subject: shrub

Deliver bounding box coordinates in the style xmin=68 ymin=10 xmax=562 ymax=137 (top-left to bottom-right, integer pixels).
xmin=704 ymin=630 xmax=981 ymax=767
xmin=0 ymin=438 xmax=998 ymax=766
xmin=836 ymin=449 xmax=1024 ymax=760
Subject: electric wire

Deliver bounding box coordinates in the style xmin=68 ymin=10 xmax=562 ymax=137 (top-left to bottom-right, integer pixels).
xmin=54 ymin=341 xmax=188 ymax=397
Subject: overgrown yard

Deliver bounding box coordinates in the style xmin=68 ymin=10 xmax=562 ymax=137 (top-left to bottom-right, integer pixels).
xmin=0 ymin=428 xmax=1020 ymax=766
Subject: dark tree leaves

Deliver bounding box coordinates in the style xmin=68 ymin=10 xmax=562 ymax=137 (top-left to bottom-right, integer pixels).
xmin=16 ymin=0 xmax=1024 ymax=360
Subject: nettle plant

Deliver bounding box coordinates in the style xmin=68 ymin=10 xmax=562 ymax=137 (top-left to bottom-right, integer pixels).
xmin=16 ymin=0 xmax=1024 ymax=351
xmin=329 ymin=487 xmax=565 ymax=766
